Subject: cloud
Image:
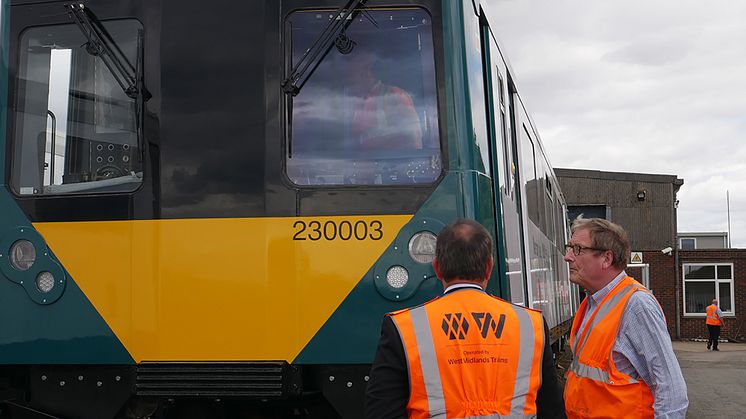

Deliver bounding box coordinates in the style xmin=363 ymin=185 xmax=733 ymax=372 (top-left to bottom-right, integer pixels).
xmin=490 ymin=0 xmax=746 ymax=247
xmin=602 ymin=39 xmax=690 ymax=66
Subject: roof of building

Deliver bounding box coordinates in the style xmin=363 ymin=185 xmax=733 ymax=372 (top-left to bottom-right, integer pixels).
xmin=679 ymin=232 xmax=728 ymax=237
xmin=555 ymin=168 xmax=684 ymax=189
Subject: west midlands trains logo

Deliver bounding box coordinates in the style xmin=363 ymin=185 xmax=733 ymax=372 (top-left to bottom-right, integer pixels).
xmin=441 ymin=312 xmax=506 ymax=340
xmin=442 ymin=313 xmax=470 ymax=340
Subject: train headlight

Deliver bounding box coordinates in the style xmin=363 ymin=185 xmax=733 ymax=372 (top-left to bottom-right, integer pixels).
xmin=408 ymin=231 xmax=437 ymax=264
xmin=9 ymin=240 xmax=36 ymax=271
xmin=386 ymin=266 xmax=409 ymax=289
xmin=36 ymin=271 xmax=55 ymax=293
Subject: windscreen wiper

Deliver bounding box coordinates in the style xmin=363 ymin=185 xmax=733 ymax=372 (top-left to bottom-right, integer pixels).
xmin=66 ymin=3 xmax=151 ymax=101
xmin=281 ymin=0 xmax=369 ymax=96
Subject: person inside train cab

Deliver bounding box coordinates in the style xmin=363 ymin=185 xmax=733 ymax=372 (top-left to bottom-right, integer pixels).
xmin=365 ymin=218 xmax=565 ymax=419
xmin=563 ymin=218 xmax=688 ymax=418
xmin=348 ymin=50 xmax=422 ymax=151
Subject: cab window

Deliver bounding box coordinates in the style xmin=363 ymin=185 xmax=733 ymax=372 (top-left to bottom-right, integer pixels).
xmin=286 ymin=8 xmax=441 ymax=186
xmin=11 ymin=20 xmax=143 ymax=195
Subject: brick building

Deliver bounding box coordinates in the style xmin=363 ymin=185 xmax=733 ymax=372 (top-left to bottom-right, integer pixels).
xmin=679 ymin=250 xmax=745 ymax=341
xmin=628 ymin=250 xmax=746 ymax=341
xmin=556 ymin=168 xmax=745 ymax=341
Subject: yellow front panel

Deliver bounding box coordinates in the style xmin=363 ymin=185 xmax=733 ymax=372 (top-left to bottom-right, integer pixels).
xmin=34 ymin=215 xmax=411 ymax=362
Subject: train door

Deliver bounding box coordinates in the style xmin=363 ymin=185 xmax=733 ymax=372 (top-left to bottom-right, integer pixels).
xmin=460 ymin=5 xmax=501 ymax=296
xmin=536 ymin=164 xmax=556 ymax=328
xmin=627 ymin=263 xmax=650 ymax=289
xmin=512 ymin=102 xmax=538 ymax=309
xmin=480 ymin=25 xmax=505 ymax=298
xmin=482 ymin=29 xmax=526 ymax=305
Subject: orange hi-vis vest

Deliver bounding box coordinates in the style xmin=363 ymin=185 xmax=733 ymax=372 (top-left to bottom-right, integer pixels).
xmin=388 ymin=288 xmax=545 ymax=419
xmin=565 ymin=276 xmax=655 ymax=419
xmin=706 ymin=304 xmax=723 ymax=326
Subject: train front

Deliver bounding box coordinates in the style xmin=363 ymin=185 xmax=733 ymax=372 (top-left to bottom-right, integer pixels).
xmin=0 ymin=1 xmax=496 ymax=418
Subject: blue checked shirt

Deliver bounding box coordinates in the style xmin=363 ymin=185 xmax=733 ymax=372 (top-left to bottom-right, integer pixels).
xmin=577 ymin=271 xmax=688 ymax=419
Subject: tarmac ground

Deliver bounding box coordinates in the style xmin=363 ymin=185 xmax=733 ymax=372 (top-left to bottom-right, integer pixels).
xmin=673 ymin=340 xmax=746 ymax=418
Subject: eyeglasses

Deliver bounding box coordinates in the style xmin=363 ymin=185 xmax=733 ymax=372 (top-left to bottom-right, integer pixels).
xmin=564 ymin=244 xmax=607 ymax=256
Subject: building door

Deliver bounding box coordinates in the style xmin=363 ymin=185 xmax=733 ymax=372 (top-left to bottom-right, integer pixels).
xmin=627 ymin=263 xmax=650 ymax=290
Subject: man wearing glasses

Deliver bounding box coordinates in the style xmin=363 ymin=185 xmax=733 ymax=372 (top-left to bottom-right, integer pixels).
xmin=562 ymin=218 xmax=688 ymax=419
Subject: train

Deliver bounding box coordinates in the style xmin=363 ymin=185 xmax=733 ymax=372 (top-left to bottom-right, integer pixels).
xmin=0 ymin=0 xmax=577 ymax=417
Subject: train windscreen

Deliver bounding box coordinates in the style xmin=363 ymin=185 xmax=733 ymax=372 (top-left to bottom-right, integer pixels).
xmin=11 ymin=20 xmax=143 ymax=196
xmin=286 ymin=8 xmax=441 ymax=186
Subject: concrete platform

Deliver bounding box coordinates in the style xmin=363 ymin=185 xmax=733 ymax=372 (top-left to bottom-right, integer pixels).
xmin=673 ymin=340 xmax=746 ymax=418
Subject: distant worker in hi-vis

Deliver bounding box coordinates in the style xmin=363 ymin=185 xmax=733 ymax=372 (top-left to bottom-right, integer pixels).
xmin=365 ymin=218 xmax=565 ymax=419
xmin=706 ymin=299 xmax=725 ymax=351
xmin=563 ymin=218 xmax=688 ymax=418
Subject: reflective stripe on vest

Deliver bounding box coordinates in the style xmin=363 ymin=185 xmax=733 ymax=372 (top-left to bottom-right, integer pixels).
xmin=510 ymin=305 xmax=536 ymax=418
xmin=572 ymin=283 xmax=641 ymax=357
xmin=568 ymin=359 xmax=639 ymax=385
xmin=410 ymin=305 xmax=446 ymax=414
xmin=394 ymin=290 xmax=542 ymax=419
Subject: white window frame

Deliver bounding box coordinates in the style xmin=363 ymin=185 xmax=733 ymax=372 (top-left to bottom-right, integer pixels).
xmin=679 ymin=237 xmax=696 ymax=250
xmin=682 ymin=263 xmax=735 ymax=317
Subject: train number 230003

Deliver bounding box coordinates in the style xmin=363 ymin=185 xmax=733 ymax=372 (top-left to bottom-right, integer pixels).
xmin=292 ymin=220 xmax=383 ymax=241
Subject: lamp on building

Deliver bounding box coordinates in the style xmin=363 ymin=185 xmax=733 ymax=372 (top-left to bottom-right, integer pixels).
xmin=637 ymin=190 xmax=646 ymax=201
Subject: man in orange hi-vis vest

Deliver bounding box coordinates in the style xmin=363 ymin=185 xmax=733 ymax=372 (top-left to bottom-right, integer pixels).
xmin=706 ymin=299 xmax=725 ymax=351
xmin=365 ymin=218 xmax=565 ymax=419
xmin=563 ymin=218 xmax=688 ymax=418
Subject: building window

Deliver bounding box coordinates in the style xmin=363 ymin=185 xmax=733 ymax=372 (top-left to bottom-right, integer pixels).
xmin=680 ymin=237 xmax=696 ymax=250
xmin=683 ymin=263 xmax=734 ymax=316
xmin=567 ymin=205 xmax=606 ymax=222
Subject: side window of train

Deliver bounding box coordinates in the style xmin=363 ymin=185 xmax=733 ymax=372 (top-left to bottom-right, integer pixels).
xmin=497 ymin=73 xmax=511 ymax=194
xmin=544 ymin=174 xmax=555 ymax=240
xmin=521 ymin=126 xmax=540 ymax=225
xmin=555 ymin=197 xmax=565 ymax=246
xmin=11 ymin=20 xmax=144 ymax=196
xmin=284 ymin=9 xmax=442 ymax=186
xmin=488 ymin=62 xmax=507 ymax=192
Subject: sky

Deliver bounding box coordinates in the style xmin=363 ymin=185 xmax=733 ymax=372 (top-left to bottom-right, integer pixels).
xmin=489 ymin=0 xmax=746 ymax=248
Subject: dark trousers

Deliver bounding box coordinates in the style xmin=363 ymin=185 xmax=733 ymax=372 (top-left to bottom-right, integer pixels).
xmin=707 ymin=324 xmax=721 ymax=350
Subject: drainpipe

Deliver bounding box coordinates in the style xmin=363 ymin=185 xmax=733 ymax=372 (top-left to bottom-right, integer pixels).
xmin=674 ymin=239 xmax=681 ymax=339
xmin=673 ymin=192 xmax=681 ymax=339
